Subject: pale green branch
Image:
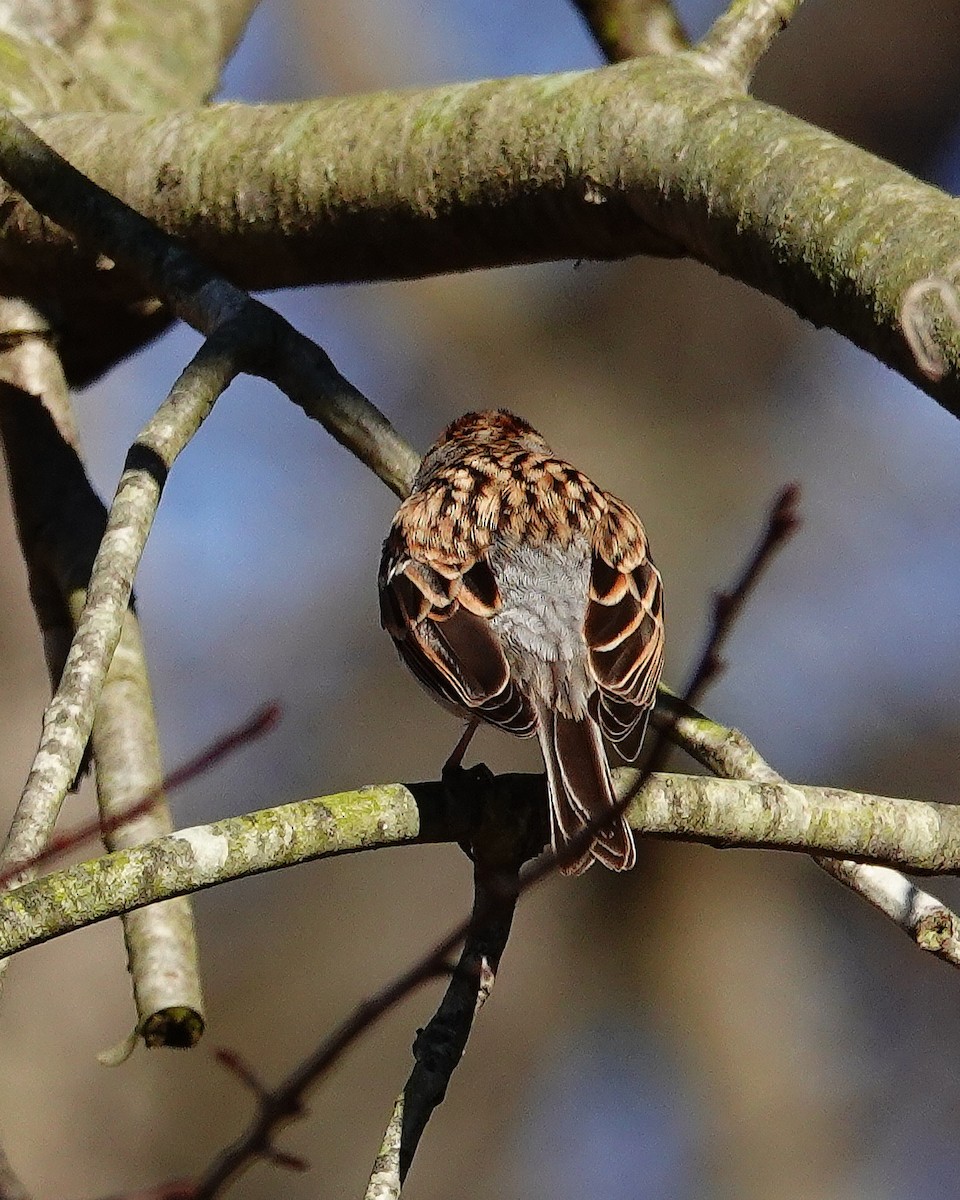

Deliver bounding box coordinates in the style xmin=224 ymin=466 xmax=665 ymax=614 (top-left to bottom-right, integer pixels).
xmin=696 ymin=0 xmax=804 ymax=87
xmin=2 ymin=771 xmax=960 ymax=964
xmin=655 ymin=694 xmax=960 ymax=967
xmin=3 ymin=55 xmax=956 ymax=412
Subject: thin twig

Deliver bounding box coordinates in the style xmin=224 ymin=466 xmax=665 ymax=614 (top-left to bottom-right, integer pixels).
xmin=192 ymin=947 xmax=459 ymax=1197
xmin=568 ymin=0 xmax=688 ymax=59
xmin=684 ymin=482 xmax=801 ymax=704
xmin=696 ymin=0 xmax=804 ymax=88
xmin=0 ymin=704 xmax=278 ymax=890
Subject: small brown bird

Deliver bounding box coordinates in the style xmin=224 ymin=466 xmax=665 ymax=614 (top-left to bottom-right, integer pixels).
xmin=379 ymin=410 xmax=664 ymax=874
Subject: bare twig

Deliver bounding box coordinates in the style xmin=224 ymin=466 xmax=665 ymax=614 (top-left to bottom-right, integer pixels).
xmin=192 ymin=945 xmax=458 ymax=1197
xmin=684 ymin=482 xmax=801 ymax=704
xmin=569 ymin=0 xmax=688 ymax=59
xmin=696 ymin=0 xmax=804 ymax=87
xmin=0 ymin=704 xmax=278 ymax=890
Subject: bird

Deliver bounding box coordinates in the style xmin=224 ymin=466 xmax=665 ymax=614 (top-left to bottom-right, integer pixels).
xmin=378 ymin=409 xmax=664 ymax=875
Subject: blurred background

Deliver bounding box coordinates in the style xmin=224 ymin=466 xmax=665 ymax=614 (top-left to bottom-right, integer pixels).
xmin=1 ymin=1 xmax=960 ymax=1196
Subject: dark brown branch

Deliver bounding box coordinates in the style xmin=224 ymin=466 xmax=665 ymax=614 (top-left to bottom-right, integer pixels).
xmin=684 ymin=482 xmax=801 ymax=704
xmin=569 ymin=0 xmax=689 ymax=59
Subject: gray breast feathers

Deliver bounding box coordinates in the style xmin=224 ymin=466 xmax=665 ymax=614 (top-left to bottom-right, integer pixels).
xmin=487 ymin=537 xmax=593 ymax=715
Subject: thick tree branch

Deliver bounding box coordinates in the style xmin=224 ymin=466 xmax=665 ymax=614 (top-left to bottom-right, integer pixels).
xmin=2 ymin=770 xmax=960 ymax=963
xmin=0 ymin=57 xmax=955 ymax=408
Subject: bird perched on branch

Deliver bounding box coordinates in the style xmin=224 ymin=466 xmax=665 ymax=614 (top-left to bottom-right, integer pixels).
xmin=379 ymin=410 xmax=663 ymax=874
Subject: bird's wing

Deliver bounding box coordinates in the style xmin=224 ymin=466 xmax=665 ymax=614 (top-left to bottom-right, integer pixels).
xmin=379 ymin=526 xmax=536 ymax=737
xmin=585 ymin=495 xmax=665 ymax=761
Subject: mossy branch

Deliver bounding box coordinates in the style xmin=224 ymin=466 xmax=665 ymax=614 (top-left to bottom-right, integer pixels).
xmin=3 ymin=769 xmax=960 ymax=964
xmin=0 ymin=55 xmax=955 ymax=409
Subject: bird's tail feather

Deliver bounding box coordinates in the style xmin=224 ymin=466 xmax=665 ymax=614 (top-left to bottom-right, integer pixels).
xmin=536 ymin=703 xmax=637 ymax=875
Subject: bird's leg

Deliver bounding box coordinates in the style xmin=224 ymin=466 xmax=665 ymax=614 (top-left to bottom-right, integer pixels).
xmin=444 ymin=717 xmax=480 ymax=773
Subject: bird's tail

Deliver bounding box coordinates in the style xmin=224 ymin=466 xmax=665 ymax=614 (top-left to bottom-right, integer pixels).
xmin=536 ymin=704 xmax=637 ymax=876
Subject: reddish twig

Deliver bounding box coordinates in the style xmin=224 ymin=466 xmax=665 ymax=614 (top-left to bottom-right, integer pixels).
xmin=0 ymin=704 xmax=279 ymax=889
xmin=192 ymin=950 xmax=458 ymax=1197
xmin=684 ymin=482 xmax=801 ymax=706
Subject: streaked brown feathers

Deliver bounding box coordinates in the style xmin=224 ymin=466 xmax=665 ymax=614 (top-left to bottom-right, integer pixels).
xmin=379 ymin=409 xmax=663 ymax=874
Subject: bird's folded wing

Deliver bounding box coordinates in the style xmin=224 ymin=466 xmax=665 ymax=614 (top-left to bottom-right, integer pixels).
xmin=585 ymin=497 xmax=665 ymax=761
xmin=379 ymin=541 xmax=536 ymax=737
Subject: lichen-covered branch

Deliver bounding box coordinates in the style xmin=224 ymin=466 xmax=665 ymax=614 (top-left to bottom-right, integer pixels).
xmin=3 ymin=771 xmax=960 ymax=963
xmin=365 ymin=1095 xmax=404 ymax=1200
xmin=655 ymin=692 xmax=960 ymax=967
xmin=0 ymin=55 xmax=956 ymax=410
xmin=0 ymin=336 xmax=205 ymax=1044
xmin=696 ymin=0 xmax=804 ymax=87
xmin=90 ymin=610 xmax=205 ymax=1049
xmin=569 ymin=0 xmax=689 ymax=59
xmin=1 ymin=335 xmax=239 ymax=882
xmin=0 ymin=0 xmax=252 ymax=113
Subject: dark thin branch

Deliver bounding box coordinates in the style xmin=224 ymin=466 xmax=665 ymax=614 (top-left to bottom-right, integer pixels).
xmin=394 ymin=858 xmax=522 ymax=1184
xmin=192 ymin=947 xmax=458 ymax=1198
xmin=684 ymin=482 xmax=801 ymax=704
xmin=569 ymin=0 xmax=689 ymax=59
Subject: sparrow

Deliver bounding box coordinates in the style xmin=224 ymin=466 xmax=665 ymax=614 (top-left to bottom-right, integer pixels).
xmin=378 ymin=410 xmax=664 ymax=875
